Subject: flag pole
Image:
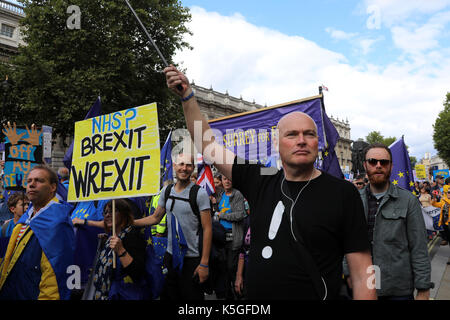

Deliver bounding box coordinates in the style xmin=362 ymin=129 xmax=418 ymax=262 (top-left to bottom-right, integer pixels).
xmin=112 ymin=199 xmax=116 ymax=269
xmin=123 ymin=0 xmax=183 ymax=92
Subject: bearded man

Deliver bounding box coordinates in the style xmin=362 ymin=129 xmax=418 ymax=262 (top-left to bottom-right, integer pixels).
xmin=359 ymin=143 xmax=433 ymax=300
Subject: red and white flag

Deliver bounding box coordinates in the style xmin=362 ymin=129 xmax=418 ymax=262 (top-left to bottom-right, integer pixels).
xmin=196 ymin=154 xmax=216 ymax=196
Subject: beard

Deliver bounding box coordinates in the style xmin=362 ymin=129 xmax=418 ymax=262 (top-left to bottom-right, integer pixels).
xmin=367 ymin=169 xmax=391 ymax=188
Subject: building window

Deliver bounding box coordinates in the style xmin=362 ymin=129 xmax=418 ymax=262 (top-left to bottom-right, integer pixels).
xmin=1 ymin=24 xmax=15 ymax=38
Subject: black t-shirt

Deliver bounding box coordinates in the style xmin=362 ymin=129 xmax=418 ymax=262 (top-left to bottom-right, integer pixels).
xmin=232 ymin=158 xmax=369 ymax=300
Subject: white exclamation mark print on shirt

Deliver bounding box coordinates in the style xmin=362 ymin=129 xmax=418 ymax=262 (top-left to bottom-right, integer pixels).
xmin=262 ymin=201 xmax=285 ymax=259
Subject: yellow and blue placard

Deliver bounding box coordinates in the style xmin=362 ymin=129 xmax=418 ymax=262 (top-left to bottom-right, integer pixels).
xmin=68 ymin=103 xmax=160 ymax=202
xmin=2 ymin=125 xmax=43 ymax=190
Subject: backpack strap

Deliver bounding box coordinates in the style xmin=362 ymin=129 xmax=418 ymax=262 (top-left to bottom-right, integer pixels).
xmin=188 ymin=184 xmax=201 ymax=219
xmin=164 ymin=183 xmax=201 ymax=218
xmin=164 ymin=184 xmax=174 ymax=209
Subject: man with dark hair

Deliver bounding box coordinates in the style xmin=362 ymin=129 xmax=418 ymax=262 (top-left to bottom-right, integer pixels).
xmin=353 ymin=174 xmax=366 ymax=190
xmin=0 ymin=165 xmax=75 ymax=300
xmin=163 ymin=65 xmax=376 ymax=300
xmin=359 ymin=143 xmax=432 ymax=300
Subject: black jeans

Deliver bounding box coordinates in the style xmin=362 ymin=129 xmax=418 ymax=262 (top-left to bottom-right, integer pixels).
xmin=215 ymin=241 xmax=239 ymax=300
xmin=160 ymin=253 xmax=204 ymax=300
xmin=441 ymin=224 xmax=450 ymax=243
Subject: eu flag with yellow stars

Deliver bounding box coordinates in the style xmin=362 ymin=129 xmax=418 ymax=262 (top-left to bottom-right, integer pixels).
xmin=160 ymin=131 xmax=173 ymax=183
xmin=320 ymin=110 xmax=344 ymax=179
xmin=389 ymin=137 xmax=415 ymax=192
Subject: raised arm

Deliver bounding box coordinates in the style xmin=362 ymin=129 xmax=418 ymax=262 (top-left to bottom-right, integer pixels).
xmin=134 ymin=205 xmax=166 ymax=227
xmin=164 ymin=65 xmax=235 ymax=180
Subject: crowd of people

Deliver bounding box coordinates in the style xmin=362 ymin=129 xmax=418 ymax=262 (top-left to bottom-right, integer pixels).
xmin=0 ymin=64 xmax=446 ymax=300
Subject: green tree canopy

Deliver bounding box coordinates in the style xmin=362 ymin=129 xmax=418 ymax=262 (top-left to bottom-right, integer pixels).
xmin=362 ymin=131 xmax=417 ymax=165
xmin=365 ymin=131 xmax=396 ymax=147
xmin=433 ymin=92 xmax=450 ymax=167
xmin=2 ymin=0 xmax=191 ymax=144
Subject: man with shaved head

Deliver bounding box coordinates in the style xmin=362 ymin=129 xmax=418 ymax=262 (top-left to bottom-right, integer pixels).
xmin=164 ymin=65 xmax=376 ymax=300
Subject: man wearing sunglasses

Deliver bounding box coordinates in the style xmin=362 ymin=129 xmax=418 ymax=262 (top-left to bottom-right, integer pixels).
xmin=359 ymin=143 xmax=432 ymax=300
xmin=353 ymin=174 xmax=366 ymax=190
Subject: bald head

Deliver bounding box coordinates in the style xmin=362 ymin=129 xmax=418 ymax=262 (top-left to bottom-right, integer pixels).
xmin=277 ymin=112 xmax=318 ymax=135
xmin=275 ymin=111 xmax=319 ymax=171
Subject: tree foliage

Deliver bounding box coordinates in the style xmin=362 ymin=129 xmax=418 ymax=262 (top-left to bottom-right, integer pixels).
xmin=433 ymin=92 xmax=450 ymax=167
xmin=363 ymin=131 xmax=417 ymax=165
xmin=365 ymin=131 xmax=396 ymax=147
xmin=1 ymin=0 xmax=191 ymax=145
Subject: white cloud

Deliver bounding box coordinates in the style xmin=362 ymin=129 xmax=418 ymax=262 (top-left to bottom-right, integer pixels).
xmin=175 ymin=7 xmax=450 ymax=159
xmin=391 ymin=11 xmax=450 ymax=54
xmin=358 ymin=36 xmax=384 ymax=55
xmin=325 ymin=27 xmax=358 ymax=40
xmin=325 ymin=27 xmax=382 ymax=55
xmin=362 ymin=0 xmax=450 ymax=26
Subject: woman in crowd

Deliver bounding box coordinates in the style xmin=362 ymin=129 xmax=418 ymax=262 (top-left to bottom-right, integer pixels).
xmin=87 ymin=199 xmax=147 ymax=300
xmin=419 ymin=184 xmax=432 ymax=207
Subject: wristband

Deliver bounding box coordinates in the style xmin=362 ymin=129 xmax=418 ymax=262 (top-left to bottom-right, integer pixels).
xmin=181 ymin=91 xmax=194 ymax=102
xmin=118 ymin=250 xmax=127 ymax=258
xmin=199 ymin=263 xmax=209 ymax=268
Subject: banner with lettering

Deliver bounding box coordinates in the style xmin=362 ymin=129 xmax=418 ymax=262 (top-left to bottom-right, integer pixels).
xmin=2 ymin=124 xmax=43 ymax=190
xmin=208 ymin=95 xmax=344 ymax=178
xmin=68 ymin=103 xmax=160 ymax=202
xmin=208 ymin=97 xmax=327 ymax=162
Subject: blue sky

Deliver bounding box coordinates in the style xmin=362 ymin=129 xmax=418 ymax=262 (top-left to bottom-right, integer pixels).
xmin=180 ymin=1 xmax=399 ymax=67
xmin=176 ymin=0 xmax=450 ymax=160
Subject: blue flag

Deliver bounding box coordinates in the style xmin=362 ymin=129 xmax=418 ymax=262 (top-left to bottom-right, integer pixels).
xmin=389 ymin=137 xmax=414 ymax=192
xmin=63 ymin=96 xmax=102 ymax=169
xmin=320 ymin=111 xmax=344 ymax=179
xmin=160 ymin=131 xmax=173 ymax=183
xmin=144 ymin=236 xmax=167 ymax=299
xmin=170 ymin=214 xmax=187 ymax=273
xmin=17 ymin=199 xmax=75 ymax=300
xmin=74 ymin=225 xmax=105 ymax=285
xmin=71 ymin=200 xmax=108 ymax=221
xmin=56 ymin=180 xmax=69 ymax=202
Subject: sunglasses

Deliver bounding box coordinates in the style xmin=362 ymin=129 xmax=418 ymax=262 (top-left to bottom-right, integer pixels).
xmin=356 ymin=182 xmax=365 ymax=186
xmin=365 ymin=158 xmax=391 ymax=166
xmin=103 ymin=210 xmax=117 ymax=216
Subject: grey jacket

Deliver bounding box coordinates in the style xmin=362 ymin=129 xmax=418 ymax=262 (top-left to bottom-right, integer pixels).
xmin=360 ymin=183 xmax=433 ymax=296
xmin=216 ymin=188 xmax=247 ymax=250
